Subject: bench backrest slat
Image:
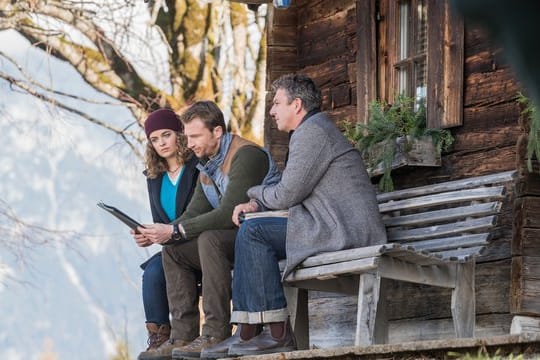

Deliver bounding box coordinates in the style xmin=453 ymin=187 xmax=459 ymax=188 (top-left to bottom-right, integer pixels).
xmin=376 ymin=170 xmax=515 ymax=203
xmin=382 ymin=201 xmax=501 ymax=227
xmin=401 ymin=233 xmax=490 ymax=252
xmin=387 ymin=215 xmax=496 ymax=242
xmin=378 ymin=186 xmax=505 ymax=213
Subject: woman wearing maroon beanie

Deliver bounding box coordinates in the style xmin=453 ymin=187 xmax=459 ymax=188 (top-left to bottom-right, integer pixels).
xmin=132 ymin=108 xmax=199 ymax=355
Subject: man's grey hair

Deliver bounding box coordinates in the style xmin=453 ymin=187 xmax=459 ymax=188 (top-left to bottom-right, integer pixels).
xmin=271 ymin=73 xmax=322 ymax=112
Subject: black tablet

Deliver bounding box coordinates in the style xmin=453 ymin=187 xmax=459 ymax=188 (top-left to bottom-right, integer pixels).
xmin=97 ymin=201 xmax=145 ymax=233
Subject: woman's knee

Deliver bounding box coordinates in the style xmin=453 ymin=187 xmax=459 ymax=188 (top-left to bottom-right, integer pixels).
xmin=143 ymin=256 xmax=166 ymax=284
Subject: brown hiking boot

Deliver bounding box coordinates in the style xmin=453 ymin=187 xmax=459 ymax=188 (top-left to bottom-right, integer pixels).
xmin=138 ymin=338 xmax=190 ymax=360
xmin=145 ymin=323 xmax=171 ymax=351
xmin=171 ymin=335 xmax=224 ymax=359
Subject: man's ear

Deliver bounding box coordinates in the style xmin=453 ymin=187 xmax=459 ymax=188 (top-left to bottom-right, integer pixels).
xmin=293 ymin=98 xmax=304 ymax=114
xmin=213 ymin=125 xmax=224 ymax=139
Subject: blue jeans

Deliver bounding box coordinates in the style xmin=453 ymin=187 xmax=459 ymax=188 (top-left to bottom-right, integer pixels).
xmin=141 ymin=253 xmax=170 ymax=325
xmin=231 ymin=217 xmax=289 ymax=324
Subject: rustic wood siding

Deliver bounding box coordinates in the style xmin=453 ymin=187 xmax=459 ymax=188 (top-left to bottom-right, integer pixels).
xmin=511 ymin=115 xmax=540 ymax=316
xmin=264 ymin=0 xmax=532 ymax=348
xmin=265 ymin=4 xmax=299 ymax=168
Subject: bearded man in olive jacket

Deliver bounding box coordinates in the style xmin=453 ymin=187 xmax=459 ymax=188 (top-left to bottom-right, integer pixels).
xmin=201 ymin=74 xmax=387 ymax=358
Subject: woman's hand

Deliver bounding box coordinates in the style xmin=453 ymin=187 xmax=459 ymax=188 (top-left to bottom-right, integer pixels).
xmin=232 ymin=199 xmax=259 ymax=227
xmin=136 ymin=224 xmax=174 ymax=245
xmin=131 ymin=229 xmax=153 ymax=247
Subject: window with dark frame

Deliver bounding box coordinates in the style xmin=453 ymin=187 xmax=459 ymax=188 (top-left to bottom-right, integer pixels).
xmin=356 ymin=0 xmax=463 ymax=129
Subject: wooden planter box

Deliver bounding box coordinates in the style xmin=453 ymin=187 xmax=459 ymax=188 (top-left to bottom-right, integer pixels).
xmin=363 ymin=135 xmax=441 ymax=177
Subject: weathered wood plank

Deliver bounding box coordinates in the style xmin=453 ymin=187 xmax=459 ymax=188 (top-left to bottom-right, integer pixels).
xmin=285 ymin=257 xmax=378 ymax=282
xmin=387 ymin=216 xmax=496 ymax=242
xmin=266 ymin=46 xmax=298 ymax=71
xmin=511 ymin=256 xmax=540 ymax=316
xmin=451 ymin=261 xmax=475 ymax=337
xmin=464 ymin=69 xmax=520 ymax=108
xmin=376 ymin=171 xmax=515 ymax=203
xmin=378 ymin=257 xmax=456 ymax=288
xmin=403 ymin=233 xmax=490 ymax=252
xmin=327 ymin=105 xmax=357 ymax=125
xmin=452 ymin=123 xmax=521 ymax=153
xmin=380 ymin=188 xmax=505 ymax=214
xmin=383 ymin=202 xmax=501 ymax=227
xmin=387 ymin=314 xmax=512 ymax=343
xmin=295 ymin=244 xmax=393 ymax=268
xmin=356 ymin=0 xmax=376 ymax=125
xmin=330 ymin=83 xmax=351 ymax=108
xmin=514 ymin=196 xmax=540 ymax=229
xmin=382 ymin=259 xmax=510 ymax=320
xmin=302 ymin=59 xmax=350 ymax=87
xmin=511 ymin=315 xmax=540 ymax=335
xmin=284 ymin=286 xmax=309 ymax=350
xmin=356 ymin=273 xmax=380 ymax=346
xmin=444 ymin=147 xmax=516 ymax=179
xmin=515 ymin=171 xmax=540 ymax=197
xmin=434 ymin=246 xmax=486 ymax=261
xmin=512 ymin=228 xmax=540 ymax=256
xmin=296 ymin=0 xmax=354 ymax=25
xmin=268 ymin=24 xmax=297 ymax=47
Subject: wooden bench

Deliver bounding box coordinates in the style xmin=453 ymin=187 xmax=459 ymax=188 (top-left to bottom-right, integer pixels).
xmin=282 ymin=170 xmax=516 ymax=349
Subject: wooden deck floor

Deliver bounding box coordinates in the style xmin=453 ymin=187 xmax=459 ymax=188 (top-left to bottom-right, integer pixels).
xmin=226 ymin=333 xmax=540 ymax=359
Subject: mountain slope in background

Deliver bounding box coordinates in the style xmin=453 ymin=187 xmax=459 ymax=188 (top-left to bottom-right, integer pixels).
xmin=0 ymin=30 xmax=159 ymax=360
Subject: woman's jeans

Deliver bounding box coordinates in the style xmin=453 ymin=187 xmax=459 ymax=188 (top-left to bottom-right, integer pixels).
xmin=231 ymin=217 xmax=290 ymax=324
xmin=141 ymin=252 xmax=170 ymax=325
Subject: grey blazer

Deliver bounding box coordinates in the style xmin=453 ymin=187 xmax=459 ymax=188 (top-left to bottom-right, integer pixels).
xmin=248 ymin=112 xmax=387 ymax=278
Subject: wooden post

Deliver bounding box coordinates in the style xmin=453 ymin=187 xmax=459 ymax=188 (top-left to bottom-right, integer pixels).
xmin=356 ymin=272 xmax=382 ymax=346
xmin=284 ymin=286 xmax=309 ymax=349
xmin=451 ymin=261 xmax=475 ymax=338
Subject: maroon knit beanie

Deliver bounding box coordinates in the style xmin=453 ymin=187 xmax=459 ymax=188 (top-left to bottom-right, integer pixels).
xmin=144 ymin=109 xmax=183 ymax=138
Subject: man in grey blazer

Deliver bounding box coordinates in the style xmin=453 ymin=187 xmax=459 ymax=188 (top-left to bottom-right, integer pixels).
xmin=202 ymin=73 xmax=387 ymax=358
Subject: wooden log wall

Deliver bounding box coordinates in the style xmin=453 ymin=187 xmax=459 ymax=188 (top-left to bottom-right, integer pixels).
xmin=265 ymin=0 xmax=358 ymax=169
xmin=263 ymin=0 xmax=538 ymax=348
xmin=511 ymin=113 xmax=540 ymax=316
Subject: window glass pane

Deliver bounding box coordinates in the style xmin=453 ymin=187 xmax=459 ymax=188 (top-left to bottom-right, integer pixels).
xmin=415 ymin=0 xmax=427 ymax=55
xmin=399 ymin=1 xmax=409 ymax=60
xmin=414 ymin=58 xmax=427 ymax=108
xmin=398 ymin=66 xmax=408 ymax=95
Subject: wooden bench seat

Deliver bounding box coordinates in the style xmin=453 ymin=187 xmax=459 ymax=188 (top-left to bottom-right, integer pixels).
xmin=281 ymin=170 xmax=516 ymax=349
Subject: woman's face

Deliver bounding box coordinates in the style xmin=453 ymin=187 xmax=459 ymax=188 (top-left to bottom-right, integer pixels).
xmin=149 ymin=129 xmax=178 ymax=159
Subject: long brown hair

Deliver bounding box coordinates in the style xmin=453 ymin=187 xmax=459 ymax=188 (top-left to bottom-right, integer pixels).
xmin=145 ymin=131 xmax=193 ymax=179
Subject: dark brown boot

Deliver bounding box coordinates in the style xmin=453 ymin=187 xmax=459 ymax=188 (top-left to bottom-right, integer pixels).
xmin=228 ymin=320 xmax=296 ymax=356
xmin=200 ymin=324 xmax=263 ymax=359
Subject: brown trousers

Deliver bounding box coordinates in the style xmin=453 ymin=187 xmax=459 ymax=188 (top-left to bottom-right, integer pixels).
xmin=162 ymin=229 xmax=237 ymax=341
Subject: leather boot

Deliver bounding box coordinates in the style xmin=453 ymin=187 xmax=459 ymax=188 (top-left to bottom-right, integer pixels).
xmin=228 ymin=319 xmax=296 ymax=356
xmin=200 ymin=324 xmax=262 ymax=359
xmin=138 ymin=338 xmax=190 ymax=360
xmin=171 ymin=335 xmax=224 ymax=359
xmin=145 ymin=323 xmax=171 ymax=351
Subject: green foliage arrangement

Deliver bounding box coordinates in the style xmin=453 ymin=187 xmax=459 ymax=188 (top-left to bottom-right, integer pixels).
xmin=343 ymin=95 xmax=454 ymax=192
xmin=516 ymin=92 xmax=540 ymax=171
